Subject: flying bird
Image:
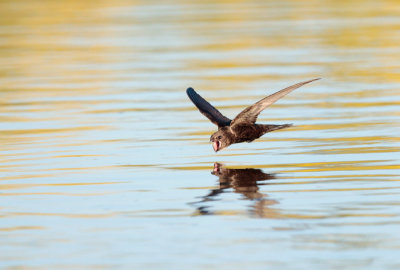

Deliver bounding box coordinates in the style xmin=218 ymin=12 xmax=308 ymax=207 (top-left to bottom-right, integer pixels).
xmin=186 ymin=78 xmax=320 ymax=152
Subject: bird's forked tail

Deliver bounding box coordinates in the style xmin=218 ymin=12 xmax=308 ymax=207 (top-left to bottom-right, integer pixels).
xmin=262 ymin=124 xmax=293 ymax=133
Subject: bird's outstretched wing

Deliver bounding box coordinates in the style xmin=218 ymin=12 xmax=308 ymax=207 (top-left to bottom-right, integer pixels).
xmin=187 ymin=87 xmax=232 ymax=128
xmin=231 ymin=78 xmax=320 ymax=126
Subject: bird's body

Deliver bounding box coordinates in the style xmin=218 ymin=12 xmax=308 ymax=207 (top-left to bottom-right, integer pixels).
xmin=186 ymin=78 xmax=320 ymax=152
xmin=230 ymin=123 xmax=292 ymax=143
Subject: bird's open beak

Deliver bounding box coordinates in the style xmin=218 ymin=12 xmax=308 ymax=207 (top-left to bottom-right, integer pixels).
xmin=213 ymin=141 xmax=220 ymax=152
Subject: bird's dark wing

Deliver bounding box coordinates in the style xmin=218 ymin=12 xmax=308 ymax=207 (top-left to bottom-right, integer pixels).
xmin=231 ymin=78 xmax=320 ymax=126
xmin=186 ymin=87 xmax=232 ymax=128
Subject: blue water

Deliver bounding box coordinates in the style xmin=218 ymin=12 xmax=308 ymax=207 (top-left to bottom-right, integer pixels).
xmin=1 ymin=1 xmax=400 ymax=269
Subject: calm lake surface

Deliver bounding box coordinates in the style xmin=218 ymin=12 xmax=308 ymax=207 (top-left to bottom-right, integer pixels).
xmin=1 ymin=1 xmax=400 ymax=269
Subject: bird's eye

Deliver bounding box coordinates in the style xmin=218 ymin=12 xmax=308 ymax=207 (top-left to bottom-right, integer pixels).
xmin=217 ymin=136 xmax=222 ymax=140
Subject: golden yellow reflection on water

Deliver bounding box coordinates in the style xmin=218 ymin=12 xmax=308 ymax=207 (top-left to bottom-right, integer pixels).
xmin=1 ymin=0 xmax=400 ymax=269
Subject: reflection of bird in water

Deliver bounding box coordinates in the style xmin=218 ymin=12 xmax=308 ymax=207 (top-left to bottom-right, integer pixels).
xmin=212 ymin=162 xmax=274 ymax=200
xmin=193 ymin=163 xmax=279 ymax=218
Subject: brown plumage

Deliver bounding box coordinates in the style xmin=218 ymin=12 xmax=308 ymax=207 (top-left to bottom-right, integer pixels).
xmin=186 ymin=78 xmax=320 ymax=152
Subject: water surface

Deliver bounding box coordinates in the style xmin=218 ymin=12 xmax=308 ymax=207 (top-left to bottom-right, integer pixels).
xmin=1 ymin=1 xmax=400 ymax=269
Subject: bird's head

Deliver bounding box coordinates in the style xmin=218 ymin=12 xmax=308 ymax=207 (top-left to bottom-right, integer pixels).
xmin=210 ymin=128 xmax=232 ymax=152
